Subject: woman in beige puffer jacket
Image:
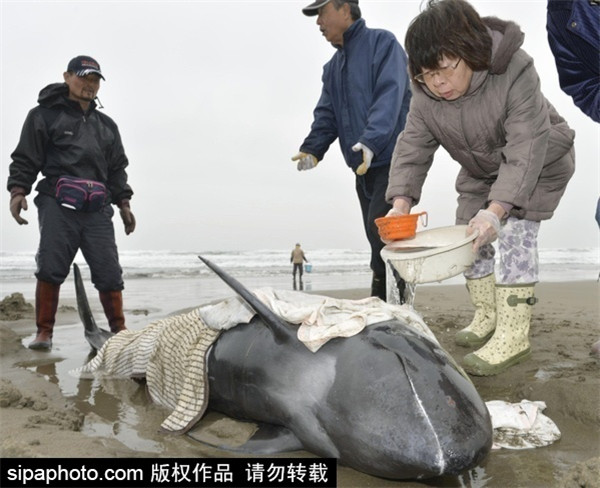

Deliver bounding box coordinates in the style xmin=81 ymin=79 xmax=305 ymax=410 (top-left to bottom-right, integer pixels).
xmin=385 ymin=0 xmax=575 ymax=376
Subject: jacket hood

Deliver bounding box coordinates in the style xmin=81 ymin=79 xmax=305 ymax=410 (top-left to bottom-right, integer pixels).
xmin=484 ymin=17 xmax=524 ymax=75
xmin=38 ymin=83 xmax=70 ymax=107
xmin=37 ymin=82 xmax=98 ymax=111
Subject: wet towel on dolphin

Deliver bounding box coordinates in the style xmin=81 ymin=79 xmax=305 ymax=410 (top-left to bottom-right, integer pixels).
xmin=205 ymin=288 xmax=439 ymax=351
xmin=74 ymin=308 xmax=221 ymax=433
xmin=73 ymin=288 xmax=436 ymax=433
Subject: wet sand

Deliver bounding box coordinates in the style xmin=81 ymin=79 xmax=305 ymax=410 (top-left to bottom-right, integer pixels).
xmin=1 ymin=279 xmax=599 ymax=487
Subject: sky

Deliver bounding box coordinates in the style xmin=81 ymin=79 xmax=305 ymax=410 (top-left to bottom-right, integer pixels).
xmin=1 ymin=0 xmax=599 ymax=255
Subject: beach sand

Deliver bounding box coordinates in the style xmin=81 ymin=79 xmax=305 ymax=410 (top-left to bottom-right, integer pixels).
xmin=1 ymin=279 xmax=599 ymax=487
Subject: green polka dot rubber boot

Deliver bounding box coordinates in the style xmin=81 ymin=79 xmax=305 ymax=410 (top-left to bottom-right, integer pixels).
xmin=455 ymin=274 xmax=496 ymax=347
xmin=463 ymin=284 xmax=537 ymax=376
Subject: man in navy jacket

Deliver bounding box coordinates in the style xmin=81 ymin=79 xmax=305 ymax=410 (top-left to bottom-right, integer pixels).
xmin=293 ymin=0 xmax=412 ymax=300
xmin=547 ymin=0 xmax=599 ymax=356
xmin=547 ymin=0 xmax=599 ymax=122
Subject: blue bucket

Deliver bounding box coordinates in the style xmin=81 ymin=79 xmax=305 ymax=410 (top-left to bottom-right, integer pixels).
xmin=304 ymin=263 xmax=312 ymax=273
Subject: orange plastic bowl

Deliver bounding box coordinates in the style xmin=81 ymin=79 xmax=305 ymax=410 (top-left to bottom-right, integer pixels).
xmin=375 ymin=212 xmax=428 ymax=241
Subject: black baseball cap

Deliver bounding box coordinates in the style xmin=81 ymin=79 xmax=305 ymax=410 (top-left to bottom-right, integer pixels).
xmin=302 ymin=0 xmax=358 ymax=16
xmin=67 ymin=55 xmax=105 ymax=80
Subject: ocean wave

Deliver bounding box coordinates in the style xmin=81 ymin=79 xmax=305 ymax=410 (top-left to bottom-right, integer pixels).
xmin=1 ymin=247 xmax=597 ymax=282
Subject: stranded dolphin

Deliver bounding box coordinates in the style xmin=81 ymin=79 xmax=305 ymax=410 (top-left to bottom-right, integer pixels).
xmin=75 ymin=257 xmax=493 ymax=480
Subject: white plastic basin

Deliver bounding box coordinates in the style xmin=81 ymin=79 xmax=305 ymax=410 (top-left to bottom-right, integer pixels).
xmin=380 ymin=225 xmax=477 ymax=284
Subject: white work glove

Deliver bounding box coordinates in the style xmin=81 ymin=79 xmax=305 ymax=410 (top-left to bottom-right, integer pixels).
xmin=352 ymin=142 xmax=374 ymax=176
xmin=291 ymin=152 xmax=318 ymax=171
xmin=467 ymin=209 xmax=501 ymax=251
xmin=386 ymin=197 xmax=411 ymax=217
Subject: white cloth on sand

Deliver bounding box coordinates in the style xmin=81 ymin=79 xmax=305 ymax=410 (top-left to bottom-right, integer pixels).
xmin=485 ymin=400 xmax=561 ymax=449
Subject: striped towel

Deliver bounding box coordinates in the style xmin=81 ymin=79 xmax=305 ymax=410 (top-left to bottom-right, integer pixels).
xmin=74 ymin=308 xmax=220 ymax=434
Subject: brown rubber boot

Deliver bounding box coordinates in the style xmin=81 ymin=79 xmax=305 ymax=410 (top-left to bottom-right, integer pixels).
xmin=29 ymin=280 xmax=61 ymax=351
xmin=99 ymin=290 xmax=127 ymax=333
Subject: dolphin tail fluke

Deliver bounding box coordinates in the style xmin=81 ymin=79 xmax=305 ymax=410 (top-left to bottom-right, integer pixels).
xmin=73 ymin=263 xmax=114 ymax=351
xmin=198 ymin=256 xmax=292 ymax=344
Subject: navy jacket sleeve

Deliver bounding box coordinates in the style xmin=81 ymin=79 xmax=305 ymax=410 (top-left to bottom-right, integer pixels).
xmin=359 ymin=34 xmax=410 ymax=158
xmin=547 ymin=0 xmax=600 ymax=123
xmin=300 ymin=63 xmax=339 ymax=161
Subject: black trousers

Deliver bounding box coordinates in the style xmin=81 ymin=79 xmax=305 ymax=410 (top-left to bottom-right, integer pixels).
xmin=355 ymin=165 xmax=392 ymax=279
xmin=34 ymin=194 xmax=124 ymax=291
xmin=292 ymin=263 xmax=303 ymax=278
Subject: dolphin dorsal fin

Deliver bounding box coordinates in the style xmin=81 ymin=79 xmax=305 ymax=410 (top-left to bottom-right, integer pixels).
xmin=198 ymin=256 xmax=292 ymax=344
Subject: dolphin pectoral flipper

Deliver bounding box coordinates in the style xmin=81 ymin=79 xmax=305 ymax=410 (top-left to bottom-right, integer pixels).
xmin=73 ymin=263 xmax=113 ymax=351
xmin=236 ymin=423 xmax=304 ymax=454
xmin=187 ymin=421 xmax=304 ymax=455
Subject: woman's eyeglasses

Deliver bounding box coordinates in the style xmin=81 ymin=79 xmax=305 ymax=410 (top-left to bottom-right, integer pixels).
xmin=414 ymin=58 xmax=462 ymax=84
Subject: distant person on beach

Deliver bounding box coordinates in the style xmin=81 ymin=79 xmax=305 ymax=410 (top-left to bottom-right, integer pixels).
xmin=292 ymin=0 xmax=412 ymax=301
xmin=7 ymin=55 xmax=136 ymax=351
xmin=385 ymin=0 xmax=575 ymax=376
xmin=291 ymin=243 xmax=309 ymax=290
xmin=546 ymin=0 xmax=600 ymax=356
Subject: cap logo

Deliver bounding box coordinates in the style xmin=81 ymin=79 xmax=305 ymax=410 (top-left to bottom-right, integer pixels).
xmin=80 ymin=60 xmax=100 ymax=70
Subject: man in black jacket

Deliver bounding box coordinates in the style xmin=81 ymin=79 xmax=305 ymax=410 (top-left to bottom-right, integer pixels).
xmin=7 ymin=55 xmax=136 ymax=350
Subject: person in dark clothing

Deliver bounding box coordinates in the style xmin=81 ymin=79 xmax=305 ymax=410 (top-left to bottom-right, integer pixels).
xmin=546 ymin=0 xmax=600 ymax=355
xmin=7 ymin=55 xmax=136 ymax=351
xmin=546 ymin=0 xmax=599 ymax=123
xmin=292 ymin=0 xmax=412 ymax=301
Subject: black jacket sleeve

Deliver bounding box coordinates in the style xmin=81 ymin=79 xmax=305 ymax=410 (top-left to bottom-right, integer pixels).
xmin=7 ymin=108 xmax=48 ymax=194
